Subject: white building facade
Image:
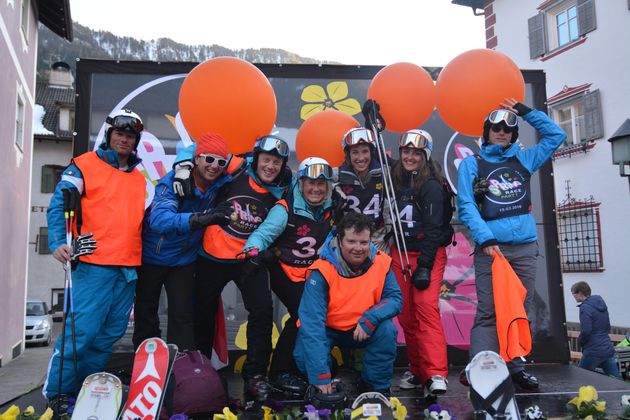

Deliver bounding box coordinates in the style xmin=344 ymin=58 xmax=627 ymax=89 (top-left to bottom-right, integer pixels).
xmin=454 ymin=0 xmax=630 ymax=327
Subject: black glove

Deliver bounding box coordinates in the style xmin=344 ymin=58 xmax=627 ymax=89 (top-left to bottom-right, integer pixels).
xmin=71 ymin=232 xmax=96 ymax=261
xmin=411 ymin=266 xmax=431 ymax=290
xmin=473 ymin=177 xmax=490 ymax=203
xmin=331 ymin=186 xmax=351 ymax=223
xmin=173 ymin=162 xmax=194 ymax=199
xmin=512 ymin=102 xmax=532 ymax=117
xmin=189 ymin=202 xmax=233 ymax=230
xmin=361 ymin=99 xmax=386 ymax=132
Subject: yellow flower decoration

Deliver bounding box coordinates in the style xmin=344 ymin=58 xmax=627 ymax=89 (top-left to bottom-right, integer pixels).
xmin=593 ymin=400 xmax=606 ymax=412
xmin=38 ymin=408 xmax=53 ymax=420
xmin=300 ymin=81 xmax=361 ymax=120
xmin=212 ymin=407 xmax=238 ymax=420
xmin=579 ymin=385 xmax=598 ymax=403
xmin=262 ymin=406 xmax=273 ymax=420
xmin=0 ymin=405 xmax=19 ymax=420
xmin=389 ymin=397 xmax=408 ymax=420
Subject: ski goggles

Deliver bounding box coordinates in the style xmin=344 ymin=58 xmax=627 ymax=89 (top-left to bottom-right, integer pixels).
xmin=198 ymin=154 xmax=228 ymax=168
xmin=299 ymin=163 xmax=334 ymax=180
xmin=106 ymin=115 xmax=144 ymax=134
xmin=399 ymin=131 xmax=432 ymax=150
xmin=486 ymin=109 xmax=518 ymax=127
xmin=255 ymin=135 xmax=290 ymax=158
xmin=342 ymin=128 xmax=375 ymax=148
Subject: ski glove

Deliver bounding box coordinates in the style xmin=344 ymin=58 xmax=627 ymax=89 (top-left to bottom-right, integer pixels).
xmin=361 ymin=99 xmax=386 ymax=133
xmin=331 ymin=186 xmax=351 ymax=223
xmin=71 ymin=232 xmax=96 ymax=261
xmin=473 ymin=177 xmax=490 ymax=203
xmin=173 ymin=161 xmax=194 ymax=199
xmin=512 ymin=102 xmax=532 ymax=117
xmin=189 ymin=201 xmax=233 ymax=230
xmin=411 ymin=266 xmax=431 ymax=290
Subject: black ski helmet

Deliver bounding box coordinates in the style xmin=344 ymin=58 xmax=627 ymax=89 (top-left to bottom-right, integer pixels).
xmin=251 ymin=135 xmax=290 ymax=180
xmin=482 ymin=109 xmax=519 ymax=145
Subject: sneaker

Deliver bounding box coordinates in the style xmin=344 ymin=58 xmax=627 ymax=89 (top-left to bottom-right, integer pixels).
xmin=399 ymin=371 xmax=422 ymax=389
xmin=511 ymin=370 xmax=539 ymax=391
xmin=459 ymin=368 xmax=470 ymax=387
xmin=274 ymin=372 xmax=308 ymax=396
xmin=425 ymin=375 xmax=448 ymax=395
xmin=244 ymin=374 xmax=272 ymax=401
xmin=48 ymin=394 xmax=75 ymax=419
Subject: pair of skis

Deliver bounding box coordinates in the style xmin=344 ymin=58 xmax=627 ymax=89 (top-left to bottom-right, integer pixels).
xmin=71 ymin=338 xmax=177 ymax=420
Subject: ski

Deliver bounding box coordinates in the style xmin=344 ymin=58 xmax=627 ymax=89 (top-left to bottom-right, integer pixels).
xmin=71 ymin=372 xmax=122 ymax=420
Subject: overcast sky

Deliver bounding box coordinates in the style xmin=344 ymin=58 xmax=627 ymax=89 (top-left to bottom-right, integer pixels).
xmin=69 ymin=0 xmax=486 ymax=67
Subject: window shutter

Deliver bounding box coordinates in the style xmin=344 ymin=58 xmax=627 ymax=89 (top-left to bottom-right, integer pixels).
xmin=38 ymin=227 xmax=51 ymax=255
xmin=528 ymin=13 xmax=547 ymax=59
xmin=583 ymin=89 xmax=603 ymax=141
xmin=577 ymin=0 xmax=597 ymax=36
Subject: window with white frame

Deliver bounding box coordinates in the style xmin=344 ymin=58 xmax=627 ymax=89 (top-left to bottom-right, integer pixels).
xmin=15 ymin=91 xmax=25 ymax=151
xmin=528 ymin=0 xmax=597 ymax=59
xmin=549 ymin=89 xmax=603 ymax=146
xmin=20 ymin=0 xmax=30 ymax=41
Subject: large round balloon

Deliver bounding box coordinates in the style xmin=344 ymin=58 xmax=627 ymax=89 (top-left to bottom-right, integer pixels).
xmin=367 ymin=62 xmax=436 ymax=133
xmin=178 ymin=57 xmax=277 ymax=154
xmin=436 ymin=49 xmax=525 ymax=137
xmin=296 ymin=110 xmax=360 ymax=167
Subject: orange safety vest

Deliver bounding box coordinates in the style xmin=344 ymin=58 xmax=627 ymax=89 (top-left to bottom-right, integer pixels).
xmin=308 ymin=252 xmax=392 ymax=331
xmin=491 ymin=251 xmax=532 ymax=361
xmin=72 ymin=152 xmax=145 ymax=266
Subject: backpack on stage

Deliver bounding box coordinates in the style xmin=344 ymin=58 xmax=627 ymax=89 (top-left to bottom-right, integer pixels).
xmin=160 ymin=350 xmax=228 ymax=419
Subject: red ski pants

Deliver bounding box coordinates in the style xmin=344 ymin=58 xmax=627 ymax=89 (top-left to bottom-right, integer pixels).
xmin=392 ymin=247 xmax=448 ymax=383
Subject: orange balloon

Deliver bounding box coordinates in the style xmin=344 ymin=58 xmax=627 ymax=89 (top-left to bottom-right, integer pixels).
xmin=367 ymin=62 xmax=436 ymax=133
xmin=178 ymin=57 xmax=277 ymax=155
xmin=295 ymin=110 xmax=360 ymax=167
xmin=436 ymin=49 xmax=525 ymax=137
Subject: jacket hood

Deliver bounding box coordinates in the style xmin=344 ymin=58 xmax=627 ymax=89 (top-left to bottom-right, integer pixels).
xmin=319 ymin=228 xmax=377 ymax=277
xmin=580 ymin=295 xmax=608 ymax=313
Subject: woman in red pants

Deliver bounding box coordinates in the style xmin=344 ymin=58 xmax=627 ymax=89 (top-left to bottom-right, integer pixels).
xmin=390 ymin=129 xmax=454 ymax=396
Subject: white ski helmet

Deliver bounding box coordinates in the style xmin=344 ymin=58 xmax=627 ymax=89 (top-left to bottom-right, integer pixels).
xmin=298 ymin=157 xmax=334 ymax=180
xmin=399 ymin=129 xmax=433 ymax=160
xmin=105 ymin=109 xmax=144 ymax=148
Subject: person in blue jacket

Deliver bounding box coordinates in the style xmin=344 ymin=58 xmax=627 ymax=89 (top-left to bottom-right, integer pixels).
xmin=239 ymin=157 xmax=335 ymax=396
xmin=457 ymin=98 xmax=566 ymax=391
xmin=133 ymin=133 xmax=234 ymax=351
xmin=44 ymin=109 xmax=147 ymax=416
xmin=293 ymin=212 xmax=402 ymax=396
xmin=571 ymin=281 xmax=621 ymax=378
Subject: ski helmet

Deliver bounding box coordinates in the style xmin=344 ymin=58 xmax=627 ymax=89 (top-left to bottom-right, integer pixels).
xmin=297 ymin=157 xmax=334 ymax=180
xmin=342 ymin=127 xmax=376 ymax=150
xmin=399 ymin=129 xmax=433 ymax=160
xmin=252 ymin=134 xmax=290 ymax=169
xmin=304 ymin=382 xmax=348 ymax=411
xmin=105 ymin=109 xmax=144 ymax=149
xmin=483 ymin=109 xmax=519 ymax=144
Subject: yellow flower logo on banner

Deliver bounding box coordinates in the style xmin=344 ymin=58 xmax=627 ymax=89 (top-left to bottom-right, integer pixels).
xmin=300 ymin=81 xmax=361 ymax=120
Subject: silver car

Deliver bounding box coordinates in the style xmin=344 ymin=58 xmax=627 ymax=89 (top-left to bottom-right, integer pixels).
xmin=25 ymin=301 xmax=53 ymax=346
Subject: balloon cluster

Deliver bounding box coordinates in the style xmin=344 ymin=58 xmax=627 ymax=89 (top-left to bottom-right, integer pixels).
xmin=177 ymin=49 xmax=524 ymax=161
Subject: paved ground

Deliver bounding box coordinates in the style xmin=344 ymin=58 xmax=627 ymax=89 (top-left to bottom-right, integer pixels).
xmin=0 ymin=323 xmax=60 ymax=406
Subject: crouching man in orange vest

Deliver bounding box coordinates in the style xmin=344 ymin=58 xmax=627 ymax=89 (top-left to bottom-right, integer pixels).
xmin=294 ymin=212 xmax=402 ymax=396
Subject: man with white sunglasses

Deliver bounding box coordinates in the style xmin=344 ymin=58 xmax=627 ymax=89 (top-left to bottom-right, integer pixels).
xmin=457 ymin=98 xmax=566 ymax=391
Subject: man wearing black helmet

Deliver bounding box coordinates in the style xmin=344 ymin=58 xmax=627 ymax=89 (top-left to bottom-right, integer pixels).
xmin=457 ymin=98 xmax=566 ymax=391
xmin=43 ymin=109 xmax=147 ymax=416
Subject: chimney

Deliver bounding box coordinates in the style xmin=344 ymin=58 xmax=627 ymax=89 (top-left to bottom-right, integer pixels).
xmin=48 ymin=61 xmax=74 ymax=88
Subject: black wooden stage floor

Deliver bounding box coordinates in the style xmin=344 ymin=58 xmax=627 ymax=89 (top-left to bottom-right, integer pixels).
xmin=3 ymin=356 xmax=629 ymax=419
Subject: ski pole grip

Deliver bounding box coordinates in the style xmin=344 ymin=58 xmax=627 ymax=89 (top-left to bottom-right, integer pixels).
xmin=62 ymin=188 xmax=78 ymax=213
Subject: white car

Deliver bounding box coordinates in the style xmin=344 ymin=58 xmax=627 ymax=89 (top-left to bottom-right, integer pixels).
xmin=25 ymin=301 xmax=53 ymax=346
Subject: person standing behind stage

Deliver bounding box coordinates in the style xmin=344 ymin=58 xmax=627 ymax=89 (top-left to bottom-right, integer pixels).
xmin=174 ymin=135 xmax=292 ymax=401
xmin=457 ymin=98 xmax=566 ymax=390
xmin=133 ymin=133 xmax=234 ymax=351
xmin=239 ymin=157 xmax=335 ymax=396
xmin=571 ymin=281 xmax=621 ymax=378
xmin=44 ymin=109 xmax=146 ymax=416
xmin=335 ymin=127 xmax=392 ymax=253
xmin=390 ymin=129 xmax=454 ymax=396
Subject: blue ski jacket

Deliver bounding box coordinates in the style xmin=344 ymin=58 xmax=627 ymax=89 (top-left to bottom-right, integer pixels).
xmin=47 ymin=144 xmax=143 ymax=280
xmin=244 ymin=180 xmax=333 ymax=251
xmin=296 ymin=230 xmax=402 ymax=384
xmin=578 ymin=295 xmax=616 ymax=358
xmin=142 ymin=169 xmax=232 ymax=266
xmin=457 ymin=109 xmax=566 ymax=246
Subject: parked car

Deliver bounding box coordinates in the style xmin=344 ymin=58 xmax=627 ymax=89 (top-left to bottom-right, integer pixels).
xmin=25 ymin=301 xmax=53 ymax=346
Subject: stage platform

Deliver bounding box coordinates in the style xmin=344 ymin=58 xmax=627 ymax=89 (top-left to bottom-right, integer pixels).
xmin=2 ymin=355 xmax=629 ymax=419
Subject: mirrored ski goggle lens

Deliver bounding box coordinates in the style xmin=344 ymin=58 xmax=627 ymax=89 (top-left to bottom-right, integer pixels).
xmin=257 ymin=136 xmax=290 ymax=157
xmin=399 ymin=132 xmax=430 ymax=149
xmin=301 ymin=163 xmax=334 ymax=180
xmin=487 ymin=110 xmax=518 ymax=127
xmin=199 ymin=154 xmax=228 ymax=167
xmin=343 ymin=128 xmax=375 ymax=147
xmin=110 ymin=115 xmax=144 ymax=133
